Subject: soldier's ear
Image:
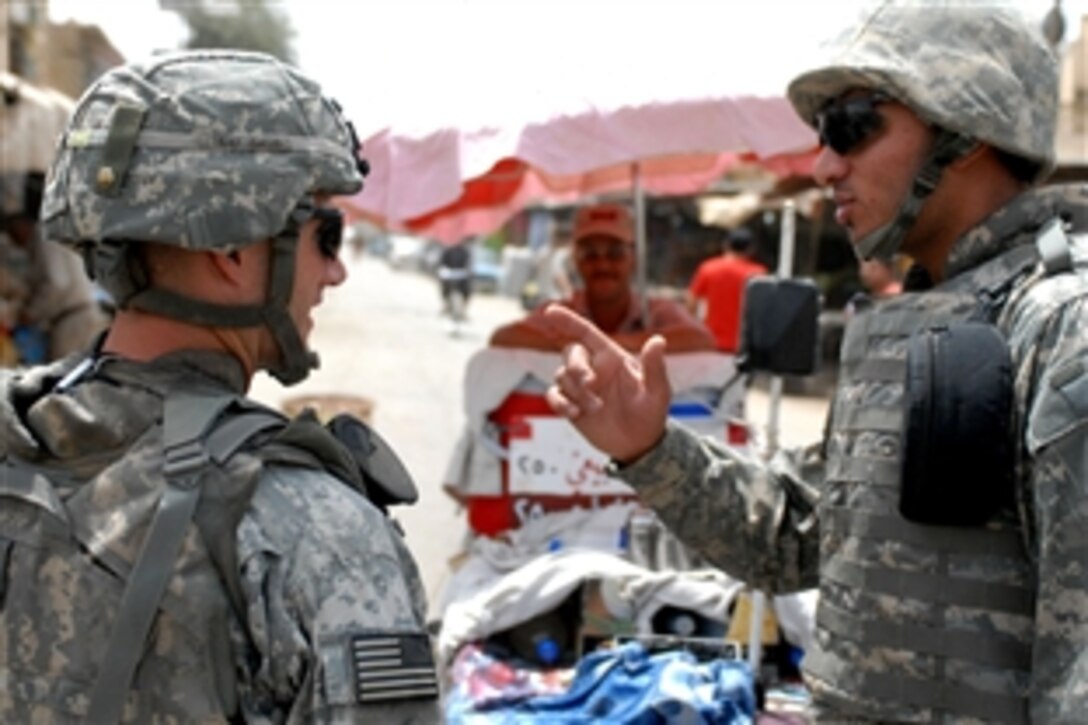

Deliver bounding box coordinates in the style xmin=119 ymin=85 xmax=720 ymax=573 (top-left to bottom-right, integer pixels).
xmin=208 ymin=249 xmax=242 ymax=281
xmin=947 ymin=142 xmax=988 ymax=172
xmin=208 ymin=239 xmax=272 ymax=287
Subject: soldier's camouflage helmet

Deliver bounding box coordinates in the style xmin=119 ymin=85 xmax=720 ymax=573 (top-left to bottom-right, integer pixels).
xmin=788 ymin=2 xmax=1058 ymax=180
xmin=41 ymin=49 xmax=364 ymax=250
xmin=39 ymin=50 xmax=368 ymax=385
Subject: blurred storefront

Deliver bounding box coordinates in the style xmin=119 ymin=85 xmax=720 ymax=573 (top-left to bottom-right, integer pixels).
xmin=1059 ymin=13 xmax=1088 ymax=164
xmin=3 ymin=0 xmax=122 ymax=97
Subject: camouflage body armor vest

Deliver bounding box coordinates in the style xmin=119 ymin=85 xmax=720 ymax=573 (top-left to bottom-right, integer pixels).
xmin=0 ymin=366 xmax=410 ymax=722
xmin=802 ymin=240 xmax=1058 ymax=723
xmin=2 ymin=394 xmax=269 ymax=721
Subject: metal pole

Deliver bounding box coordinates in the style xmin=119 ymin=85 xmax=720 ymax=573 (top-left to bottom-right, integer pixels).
xmin=777 ymin=200 xmax=797 ymax=284
xmin=765 ymin=200 xmax=796 ymax=456
xmin=748 ymin=198 xmax=797 ymax=676
xmin=632 ymin=161 xmax=649 ymax=324
xmin=746 ymin=590 xmax=765 ymax=674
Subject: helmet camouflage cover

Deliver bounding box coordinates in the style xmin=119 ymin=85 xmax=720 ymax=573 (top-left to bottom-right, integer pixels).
xmin=787 ymin=2 xmax=1058 ymax=181
xmin=41 ymin=49 xmax=364 ymax=250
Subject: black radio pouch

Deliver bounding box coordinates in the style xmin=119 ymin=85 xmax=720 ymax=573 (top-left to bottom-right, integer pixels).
xmin=327 ymin=413 xmax=420 ymax=513
xmin=899 ymin=321 xmax=1015 ymax=526
xmin=898 ymin=219 xmax=1077 ymax=527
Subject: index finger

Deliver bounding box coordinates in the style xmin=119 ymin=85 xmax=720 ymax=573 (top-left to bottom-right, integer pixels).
xmin=542 ymin=304 xmax=623 ymax=357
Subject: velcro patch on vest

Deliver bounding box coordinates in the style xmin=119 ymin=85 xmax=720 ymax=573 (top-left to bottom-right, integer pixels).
xmin=350 ymin=634 xmax=439 ymax=703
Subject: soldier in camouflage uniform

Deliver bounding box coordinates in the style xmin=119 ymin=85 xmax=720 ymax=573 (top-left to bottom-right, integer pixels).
xmin=544 ymin=5 xmax=1088 ymax=723
xmin=0 ymin=51 xmax=439 ymax=722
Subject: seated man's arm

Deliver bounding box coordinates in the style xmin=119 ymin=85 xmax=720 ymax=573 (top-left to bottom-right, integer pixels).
xmin=489 ymin=311 xmax=563 ymax=351
xmin=635 ymin=297 xmax=717 ymax=353
xmin=490 ymin=298 xmax=716 ymax=353
xmin=610 ymin=325 xmax=715 ymax=353
xmin=491 ymin=315 xmax=715 ymax=353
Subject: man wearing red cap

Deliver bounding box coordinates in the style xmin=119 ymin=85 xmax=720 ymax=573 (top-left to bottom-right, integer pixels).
xmin=490 ymin=203 xmax=715 ymax=353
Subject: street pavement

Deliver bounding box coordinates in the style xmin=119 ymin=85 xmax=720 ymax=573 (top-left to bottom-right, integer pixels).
xmin=249 ymin=252 xmax=830 ymax=620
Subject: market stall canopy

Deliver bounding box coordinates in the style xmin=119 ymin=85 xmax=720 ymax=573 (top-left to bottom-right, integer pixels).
xmin=322 ymin=1 xmax=830 ymax=243
xmin=346 ymin=96 xmax=817 ymax=242
xmin=698 ymin=186 xmax=826 ymax=230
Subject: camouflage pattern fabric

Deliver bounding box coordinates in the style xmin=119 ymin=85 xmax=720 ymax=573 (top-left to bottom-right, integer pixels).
xmin=615 ymin=184 xmax=1088 ymax=722
xmin=0 ymin=350 xmax=439 ymax=723
xmin=41 ymin=50 xmax=362 ymax=252
xmin=788 ymin=3 xmax=1057 ymax=179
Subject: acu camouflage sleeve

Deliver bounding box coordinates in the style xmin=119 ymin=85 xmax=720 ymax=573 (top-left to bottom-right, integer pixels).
xmin=1020 ymin=292 xmax=1088 ymax=723
xmin=617 ymin=421 xmax=825 ymax=593
xmin=236 ymin=466 xmax=440 ymax=724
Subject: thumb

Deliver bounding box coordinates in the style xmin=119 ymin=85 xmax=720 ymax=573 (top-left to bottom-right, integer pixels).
xmin=639 ymin=335 xmax=670 ymax=397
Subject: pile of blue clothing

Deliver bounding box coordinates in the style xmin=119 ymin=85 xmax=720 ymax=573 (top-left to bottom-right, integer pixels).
xmin=446 ymin=641 xmax=755 ymax=724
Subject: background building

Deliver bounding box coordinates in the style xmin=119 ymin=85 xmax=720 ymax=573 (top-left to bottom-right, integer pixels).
xmin=1058 ymin=13 xmax=1088 ymax=168
xmin=2 ymin=0 xmax=122 ymax=96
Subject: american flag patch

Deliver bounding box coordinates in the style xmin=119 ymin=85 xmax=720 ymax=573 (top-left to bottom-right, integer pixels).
xmin=350 ymin=634 xmax=439 ymax=703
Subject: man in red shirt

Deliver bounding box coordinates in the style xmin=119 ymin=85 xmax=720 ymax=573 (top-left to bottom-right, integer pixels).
xmin=686 ymin=228 xmax=768 ymax=353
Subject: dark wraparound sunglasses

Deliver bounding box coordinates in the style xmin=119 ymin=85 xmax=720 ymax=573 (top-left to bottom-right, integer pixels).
xmin=311 ymin=207 xmax=344 ymax=260
xmin=816 ymin=93 xmax=889 ymax=156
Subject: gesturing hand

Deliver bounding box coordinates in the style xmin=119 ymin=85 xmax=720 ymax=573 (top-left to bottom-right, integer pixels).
xmin=542 ymin=305 xmax=671 ymax=464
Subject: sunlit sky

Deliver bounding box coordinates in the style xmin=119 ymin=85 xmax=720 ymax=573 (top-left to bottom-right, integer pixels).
xmin=47 ymin=0 xmax=1083 ymax=140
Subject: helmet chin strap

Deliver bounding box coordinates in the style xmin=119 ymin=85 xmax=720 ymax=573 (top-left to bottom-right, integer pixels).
xmin=105 ymin=203 xmax=321 ymax=386
xmin=263 ymin=232 xmax=318 ymax=386
xmin=854 ymin=131 xmax=978 ymax=262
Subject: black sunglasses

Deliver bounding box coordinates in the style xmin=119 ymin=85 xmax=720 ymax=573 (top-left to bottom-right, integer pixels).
xmin=816 ymin=92 xmax=889 ymax=156
xmin=311 ymin=207 xmax=344 ymax=260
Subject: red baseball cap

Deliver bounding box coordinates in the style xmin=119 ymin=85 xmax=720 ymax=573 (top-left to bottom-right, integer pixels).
xmin=573 ymin=203 xmax=634 ymax=244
